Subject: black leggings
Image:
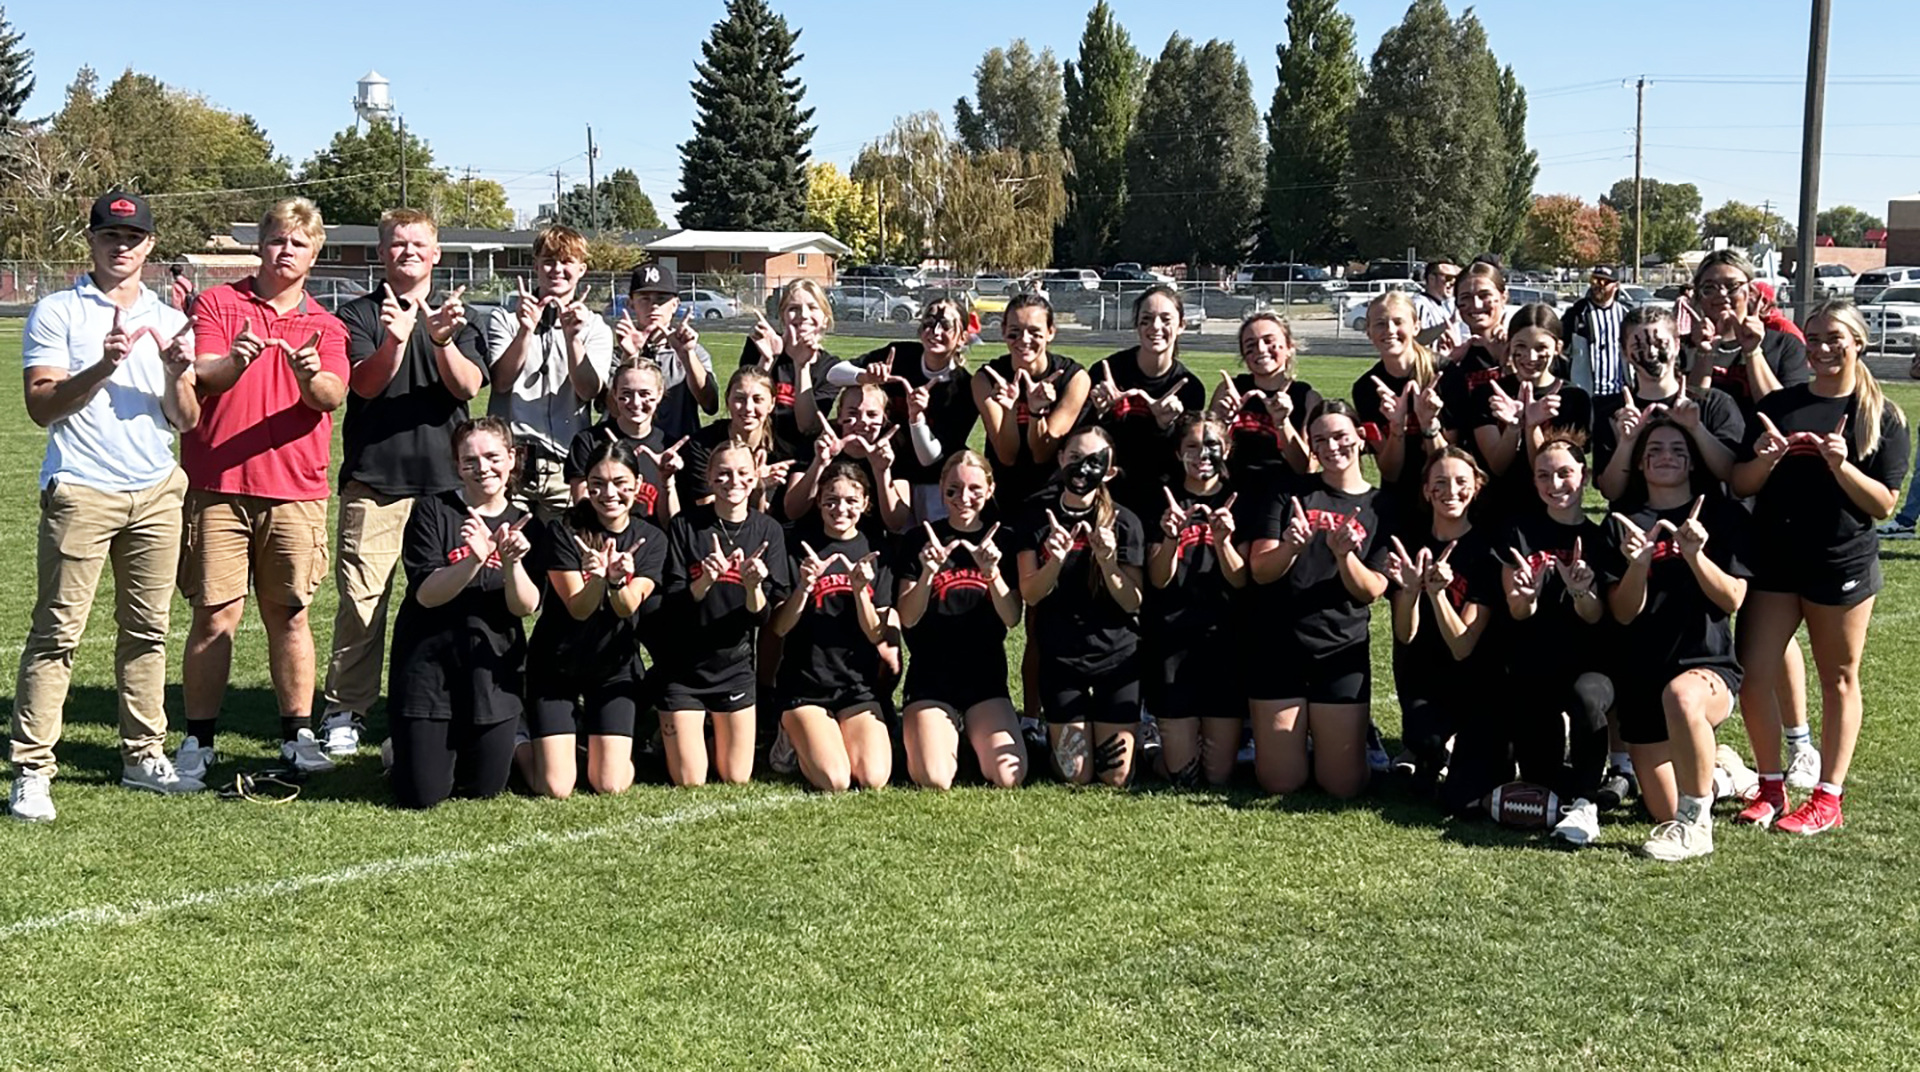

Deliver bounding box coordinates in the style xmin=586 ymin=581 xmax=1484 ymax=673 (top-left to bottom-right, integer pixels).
xmin=390 ymin=717 xmax=518 ymax=810
xmin=1442 ymin=672 xmax=1613 ymax=814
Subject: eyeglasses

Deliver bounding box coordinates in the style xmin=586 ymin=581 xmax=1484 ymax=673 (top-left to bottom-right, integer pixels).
xmin=1696 ymin=280 xmax=1746 ymax=297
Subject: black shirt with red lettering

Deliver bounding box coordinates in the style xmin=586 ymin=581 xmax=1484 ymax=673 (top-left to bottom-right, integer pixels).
xmin=1250 ymin=481 xmax=1396 ymax=656
xmin=982 ymin=351 xmax=1084 ymax=511
xmin=1086 ymin=348 xmax=1208 ymax=519
xmin=1390 ymin=526 xmax=1503 ymax=704
xmin=777 ymin=521 xmax=894 ymax=701
xmin=1350 ymin=361 xmax=1432 ymax=508
xmin=527 ymin=513 xmax=667 ymax=689
xmin=658 ymin=504 xmax=791 ymax=686
xmin=736 ymin=342 xmax=845 ymax=457
xmin=895 ymin=517 xmax=1015 ymax=671
xmin=1497 ymin=511 xmax=1618 ymax=681
xmin=1468 ymin=375 xmax=1594 ymax=520
xmin=1016 ymin=492 xmax=1145 ymax=675
xmin=852 ymin=341 xmax=977 ymax=487
xmin=675 ymin=419 xmax=795 ymax=511
xmin=1741 ymin=384 xmax=1911 ymax=578
xmin=1701 ymin=328 xmax=1809 ymax=423
xmin=390 ymin=491 xmax=529 ymax=724
xmin=1144 ymin=483 xmax=1246 ymax=649
xmin=1225 ymin=373 xmax=1321 ymax=488
xmin=1436 ymin=342 xmax=1505 ymax=443
xmin=1608 ymin=495 xmax=1751 ymax=689
xmin=1591 ymin=385 xmax=1746 ymax=506
xmin=565 ymin=419 xmax=669 ymax=526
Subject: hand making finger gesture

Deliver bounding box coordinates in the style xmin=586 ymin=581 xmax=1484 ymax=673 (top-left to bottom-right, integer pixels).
xmin=918 ymin=522 xmax=953 ymax=574
xmin=380 ymin=283 xmax=419 ymax=343
xmin=1612 ymin=388 xmax=1643 ymax=443
xmin=982 ymin=366 xmax=1018 ymax=411
xmin=1674 ymin=495 xmax=1709 ymax=561
xmin=1372 ymin=376 xmax=1405 ymax=430
xmin=1819 ymin=414 xmax=1850 ymax=472
xmin=863 ymin=427 xmax=897 ymax=473
xmin=159 ymin=325 xmax=195 ymax=378
xmin=1160 ymin=487 xmax=1190 ymax=540
xmin=749 ymin=311 xmax=782 ymax=368
xmin=856 ymin=347 xmax=899 ymax=388
xmin=574 ymin=534 xmax=610 ymax=579
xmin=559 ymin=286 xmax=594 ymax=339
xmin=1421 ymin=540 xmax=1457 ymax=597
xmin=1327 ymin=514 xmax=1363 ymax=558
xmin=1284 ymin=496 xmax=1313 ymax=549
xmin=1753 ymin=413 xmax=1791 ymax=463
xmin=645 ymin=435 xmax=689 ymax=481
xmin=1207 ymin=494 xmax=1237 ymax=544
xmin=1086 ymin=520 xmax=1118 ymax=563
xmin=700 ymin=534 xmax=734 ymax=586
xmin=230 ymin=317 xmax=265 ymax=369
xmin=102 ymin=307 xmax=133 ymax=366
xmin=666 ymin=306 xmax=700 ymax=355
xmin=1021 ymin=369 xmax=1058 ymax=414
xmin=1213 ymin=370 xmax=1243 ymax=418
xmin=1486 ymin=380 xmax=1521 ymax=428
xmin=1521 ymin=381 xmax=1561 ymax=431
xmin=494 ymin=516 xmax=532 ymax=566
xmin=1668 ymin=390 xmax=1702 ymax=430
xmin=1043 ymin=509 xmax=1076 ymax=561
xmin=615 ymin=310 xmax=644 ymax=357
xmin=1384 ymin=536 xmax=1423 ymax=590
xmin=1553 ymin=536 xmax=1596 ymax=597
xmin=1506 ymin=547 xmax=1542 ymax=603
xmin=798 ymin=541 xmax=833 ymax=590
xmin=737 ymin=541 xmax=772 ymax=588
xmin=461 ymin=508 xmax=497 ymax=562
xmin=424 ymin=285 xmax=468 ymax=342
xmin=514 ymin=278 xmax=546 ymax=336
xmin=848 ymin=551 xmax=880 ymax=590
xmin=1148 ymin=378 xmax=1187 ymax=426
xmin=285 ymin=331 xmax=325 ymax=382
xmin=969 ymin=523 xmax=1003 ymax=573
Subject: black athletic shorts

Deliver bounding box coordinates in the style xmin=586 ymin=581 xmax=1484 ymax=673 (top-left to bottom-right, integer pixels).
xmin=527 ymin=684 xmax=640 ymax=739
xmin=1751 ymin=554 xmax=1880 ymax=608
xmin=656 ymin=663 xmax=756 ymax=714
xmin=1614 ymin=665 xmax=1740 ymax=746
xmin=1144 ymin=641 xmax=1243 ymax=721
xmin=902 ymin=652 xmax=1011 ymax=714
xmin=1036 ymin=656 xmax=1142 ymax=726
xmin=777 ymin=681 xmax=881 ymax=714
xmin=1246 ymin=640 xmax=1370 ymax=706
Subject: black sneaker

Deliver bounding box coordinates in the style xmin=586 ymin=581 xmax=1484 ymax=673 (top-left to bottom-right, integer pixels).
xmin=1595 ymin=766 xmax=1634 ymax=810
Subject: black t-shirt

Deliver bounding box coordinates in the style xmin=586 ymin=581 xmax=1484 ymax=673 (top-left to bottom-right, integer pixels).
xmin=1249 ymin=480 xmax=1395 ymax=656
xmin=336 ymin=293 xmax=485 ymax=496
xmin=1742 ymin=384 xmax=1912 ymax=577
xmin=1390 ymin=526 xmax=1503 ymax=703
xmin=527 ymin=513 xmax=667 ymax=688
xmin=1086 ymin=348 xmax=1208 ymax=519
xmin=852 ymin=341 xmax=977 ymax=486
xmin=1350 ymin=360 xmax=1433 ymax=509
xmin=1592 ymin=385 xmax=1746 ymax=503
xmin=658 ymin=504 xmax=792 ymax=684
xmin=389 ymin=491 xmax=528 ymax=723
xmin=1016 ymin=492 xmax=1145 ymax=675
xmin=983 ymin=351 xmax=1084 ymax=511
xmin=1609 ymin=495 xmax=1751 ymax=686
xmin=564 ymin=419 xmax=670 ymax=527
xmin=776 ymin=521 xmax=895 ymax=699
xmin=1226 ymin=373 xmax=1320 ymax=486
xmin=1702 ymin=327 xmax=1810 ymax=423
xmin=736 ymin=340 xmax=844 ymax=458
xmin=638 ymin=339 xmax=713 ymax=445
xmin=1497 ymin=511 xmax=1618 ymax=681
xmin=895 ymin=516 xmax=1015 ymax=671
xmin=1436 ymin=342 xmax=1504 ymax=441
xmin=1470 ymin=375 xmax=1594 ymax=520
xmin=675 ymin=419 xmax=793 ymax=510
xmin=1144 ymin=483 xmax=1247 ymax=649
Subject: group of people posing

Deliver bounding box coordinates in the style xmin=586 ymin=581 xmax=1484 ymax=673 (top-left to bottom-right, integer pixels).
xmin=11 ymin=192 xmax=1909 ymax=863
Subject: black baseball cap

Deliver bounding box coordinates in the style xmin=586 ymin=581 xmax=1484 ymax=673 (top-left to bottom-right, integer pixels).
xmin=627 ymin=261 xmax=678 ymax=295
xmin=1590 ymin=266 xmax=1618 ymax=282
xmin=89 ymin=191 xmax=155 ymax=234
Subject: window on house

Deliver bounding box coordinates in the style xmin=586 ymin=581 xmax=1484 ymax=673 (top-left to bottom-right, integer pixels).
xmin=506 ymin=248 xmax=534 ymax=268
xmin=797 ymin=253 xmax=808 ymax=268
xmin=729 ymin=251 xmax=742 ymax=266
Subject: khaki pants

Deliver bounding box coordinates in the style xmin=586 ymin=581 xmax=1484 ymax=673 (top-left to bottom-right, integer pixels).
xmin=515 ymin=453 xmax=573 ymax=525
xmin=322 ymin=482 xmax=413 ymax=719
xmin=11 ymin=469 xmax=187 ymax=779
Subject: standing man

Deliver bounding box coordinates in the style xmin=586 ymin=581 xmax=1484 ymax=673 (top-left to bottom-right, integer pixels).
xmin=169 ymin=263 xmax=196 ymax=313
xmin=489 ymin=224 xmax=613 ymax=520
xmin=317 ymin=208 xmax=487 ymax=757
xmin=613 ymin=261 xmax=716 ymax=443
xmin=11 ymin=191 xmax=205 ymax=822
xmin=1410 ymin=253 xmax=1463 ymax=351
xmin=175 ymin=197 xmax=350 ymax=780
xmin=1563 ymin=266 xmax=1628 ymax=396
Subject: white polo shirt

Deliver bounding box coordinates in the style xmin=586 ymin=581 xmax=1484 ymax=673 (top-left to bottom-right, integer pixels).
xmin=23 ymin=276 xmax=189 ymax=492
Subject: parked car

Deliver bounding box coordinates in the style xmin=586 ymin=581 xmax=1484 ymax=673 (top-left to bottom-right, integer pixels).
xmin=1099 ymin=266 xmax=1163 ymax=289
xmin=1354 ymin=258 xmax=1421 ymax=282
xmin=1038 ymin=268 xmax=1102 ymax=293
xmin=1178 ymin=284 xmax=1264 ymax=322
xmin=841 ymin=264 xmax=925 ymax=292
xmin=1786 ymin=262 xmax=1856 ymax=299
xmin=1234 ymin=263 xmax=1334 ymax=303
xmin=1108 ymin=262 xmax=1174 ymax=283
xmin=1507 ymin=284 xmax=1562 ymax=310
xmin=1336 ymin=280 xmax=1422 ymax=331
xmin=1618 ymin=284 xmax=1656 ymax=307
xmin=1853 ymin=266 xmax=1920 ymax=306
xmin=1862 ymin=284 xmax=1920 ymax=351
xmin=678 ymin=289 xmax=740 ymax=319
xmin=829 ymin=284 xmax=920 ymax=323
xmin=970 ymin=272 xmax=1024 ymax=296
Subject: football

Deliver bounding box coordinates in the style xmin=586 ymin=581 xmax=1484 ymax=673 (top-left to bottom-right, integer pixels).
xmin=1486 ymin=781 xmax=1560 ymax=829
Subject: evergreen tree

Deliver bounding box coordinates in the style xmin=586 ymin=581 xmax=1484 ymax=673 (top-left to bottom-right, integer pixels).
xmin=1345 ymin=0 xmax=1505 ymax=259
xmin=297 ymin=119 xmax=446 ymax=227
xmin=1487 ymin=65 xmax=1537 ymax=262
xmin=1263 ymin=0 xmax=1362 ymax=263
xmin=676 ymin=0 xmax=816 ymax=230
xmin=0 ymin=6 xmax=32 ymax=122
xmin=1122 ymin=35 xmax=1263 ymax=268
xmin=1060 ymin=1 xmax=1144 ymax=266
xmin=560 ymin=168 xmax=664 ymax=233
xmin=953 ymin=40 xmax=1063 ymax=157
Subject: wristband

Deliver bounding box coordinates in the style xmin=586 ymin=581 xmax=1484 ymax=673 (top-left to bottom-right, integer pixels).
xmin=429 ymin=332 xmax=456 ymax=347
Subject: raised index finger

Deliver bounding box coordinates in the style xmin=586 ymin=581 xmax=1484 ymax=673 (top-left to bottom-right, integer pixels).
xmin=1688 ymin=495 xmax=1704 ymax=522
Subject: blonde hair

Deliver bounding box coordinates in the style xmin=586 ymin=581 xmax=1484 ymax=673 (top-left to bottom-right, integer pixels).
xmin=1808 ymin=300 xmax=1905 ymax=457
xmin=1369 ymin=292 xmax=1438 ymax=388
xmin=778 ymin=278 xmax=836 ymax=333
xmin=940 ymin=448 xmax=994 ymax=492
xmin=723 ymin=366 xmax=776 ymax=457
xmin=607 ymin=354 xmax=665 ymax=405
xmin=378 ymin=207 xmax=437 ymax=244
xmin=533 ymin=225 xmax=588 ymax=264
xmin=834 ymin=382 xmax=887 ymax=423
xmin=260 ymin=197 xmax=326 ymax=250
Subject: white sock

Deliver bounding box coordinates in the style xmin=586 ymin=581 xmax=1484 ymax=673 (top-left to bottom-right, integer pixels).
xmin=1675 ymin=793 xmax=1712 ymax=827
xmin=1818 ymin=781 xmax=1843 ymax=797
xmin=1785 ymin=726 xmax=1812 ymax=752
xmin=1610 ymin=751 xmax=1634 ymax=774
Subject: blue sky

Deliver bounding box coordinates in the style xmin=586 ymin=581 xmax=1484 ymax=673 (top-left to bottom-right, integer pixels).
xmin=16 ymin=0 xmax=1920 ymax=235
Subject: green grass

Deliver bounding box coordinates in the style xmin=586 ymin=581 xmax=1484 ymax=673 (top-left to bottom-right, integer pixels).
xmin=3 ymin=322 xmax=1920 ymax=1070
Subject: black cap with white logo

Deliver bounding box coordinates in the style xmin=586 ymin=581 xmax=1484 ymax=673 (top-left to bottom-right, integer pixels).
xmin=627 ymin=261 xmax=678 ymax=296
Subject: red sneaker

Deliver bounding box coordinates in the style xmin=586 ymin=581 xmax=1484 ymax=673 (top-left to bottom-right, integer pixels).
xmin=1735 ymin=779 xmax=1788 ymax=829
xmin=1776 ymin=787 xmax=1845 ymax=836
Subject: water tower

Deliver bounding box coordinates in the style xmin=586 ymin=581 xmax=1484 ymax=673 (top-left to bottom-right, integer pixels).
xmin=353 ymin=70 xmax=394 ymax=128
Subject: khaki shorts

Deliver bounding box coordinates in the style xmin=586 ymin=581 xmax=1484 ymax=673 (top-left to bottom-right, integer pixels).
xmin=180 ymin=490 xmax=329 ymax=607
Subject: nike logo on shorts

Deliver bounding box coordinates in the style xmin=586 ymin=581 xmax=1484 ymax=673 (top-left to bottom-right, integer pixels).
xmin=1842 ymin=579 xmax=1860 ymax=592
xmin=728 ymin=692 xmax=747 ymax=702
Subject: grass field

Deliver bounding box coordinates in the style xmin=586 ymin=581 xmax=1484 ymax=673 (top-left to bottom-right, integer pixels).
xmin=3 ymin=320 xmax=1919 ymax=1070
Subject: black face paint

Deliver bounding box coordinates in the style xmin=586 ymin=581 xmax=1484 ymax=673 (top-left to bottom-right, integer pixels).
xmin=1198 ymin=430 xmax=1226 ymax=473
xmin=1632 ymin=336 xmax=1673 ymax=378
xmin=1060 ymin=447 xmax=1111 ymax=495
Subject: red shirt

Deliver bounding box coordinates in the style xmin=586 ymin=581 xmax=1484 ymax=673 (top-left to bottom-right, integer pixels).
xmin=184 ymin=278 xmax=350 ymax=501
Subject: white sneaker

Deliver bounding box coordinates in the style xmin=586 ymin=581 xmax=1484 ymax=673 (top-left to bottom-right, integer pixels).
xmin=9 ymin=771 xmax=54 ymax=823
xmin=1714 ymin=744 xmax=1760 ymax=802
xmin=1551 ymin=798 xmax=1601 ymax=846
xmin=174 ymin=738 xmax=216 ymax=783
xmin=1642 ymin=819 xmax=1713 ymax=861
xmin=769 ymin=726 xmax=798 ymax=775
xmin=320 ymin=712 xmax=363 ymax=757
xmin=281 ymin=729 xmax=337 ymax=774
xmin=1786 ymin=746 xmax=1822 ymax=790
xmin=122 ymin=754 xmax=206 ymax=795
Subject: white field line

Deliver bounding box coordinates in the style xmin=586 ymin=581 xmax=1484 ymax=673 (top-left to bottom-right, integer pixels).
xmin=1 ymin=794 xmax=810 ymax=939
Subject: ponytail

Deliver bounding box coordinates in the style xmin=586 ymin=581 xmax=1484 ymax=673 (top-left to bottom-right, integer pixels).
xmin=1809 ymin=300 xmax=1906 ymax=458
xmin=1370 ymin=292 xmax=1438 ymax=389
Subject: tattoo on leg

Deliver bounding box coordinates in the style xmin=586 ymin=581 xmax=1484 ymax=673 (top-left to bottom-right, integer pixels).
xmin=1094 ymin=732 xmax=1129 ymax=775
xmin=660 ymin=718 xmax=678 ymax=738
xmin=1053 ymin=724 xmax=1088 ymax=778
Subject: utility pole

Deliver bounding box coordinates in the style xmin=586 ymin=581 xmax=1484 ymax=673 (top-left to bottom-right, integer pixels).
xmin=464 ymin=166 xmax=475 ymax=226
xmin=399 ymin=115 xmax=409 ymax=208
xmin=1794 ymin=0 xmax=1832 ymax=323
xmin=553 ymin=170 xmax=564 ymax=225
xmin=1631 ymin=76 xmax=1646 ymax=283
xmin=585 ymin=124 xmax=599 ymax=235
xmin=876 ymin=183 xmax=886 ymax=264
